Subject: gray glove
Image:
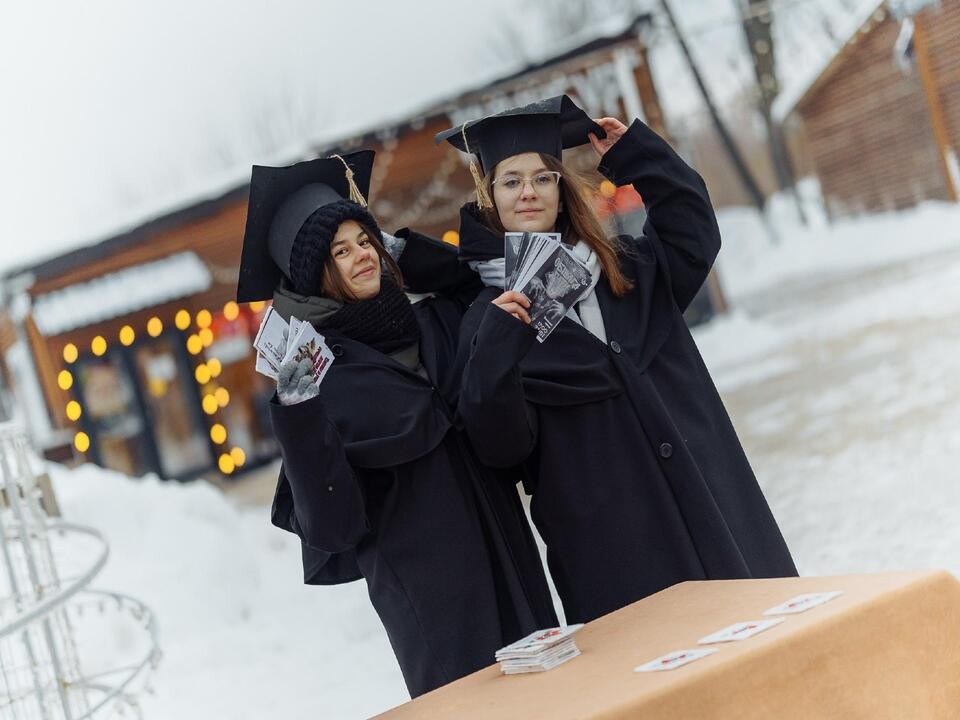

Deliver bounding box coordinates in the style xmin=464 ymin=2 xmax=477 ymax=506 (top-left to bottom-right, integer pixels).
xmin=277 ymin=357 xmax=319 ymax=406
xmin=381 ymin=232 xmax=407 ymax=260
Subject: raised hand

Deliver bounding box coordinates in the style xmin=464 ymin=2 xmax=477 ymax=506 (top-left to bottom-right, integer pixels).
xmin=588 ymin=117 xmax=630 ymax=157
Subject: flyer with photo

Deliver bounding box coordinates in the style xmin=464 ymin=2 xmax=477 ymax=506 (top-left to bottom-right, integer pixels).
xmin=504 ymin=232 xmax=561 ymax=289
xmin=506 ymin=234 xmax=592 ymax=342
xmin=253 ymin=311 xmax=334 ymax=386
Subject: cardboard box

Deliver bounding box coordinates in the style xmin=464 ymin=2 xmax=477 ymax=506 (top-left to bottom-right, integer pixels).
xmin=374 ymin=571 xmax=960 ymax=719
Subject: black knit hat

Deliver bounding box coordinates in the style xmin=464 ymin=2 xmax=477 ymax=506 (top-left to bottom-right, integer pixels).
xmin=287 ymin=200 xmax=384 ymax=297
xmin=237 ymin=150 xmax=375 ymax=302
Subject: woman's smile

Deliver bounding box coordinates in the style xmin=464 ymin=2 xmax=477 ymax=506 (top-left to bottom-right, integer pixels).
xmin=354 ymin=265 xmax=376 ymax=279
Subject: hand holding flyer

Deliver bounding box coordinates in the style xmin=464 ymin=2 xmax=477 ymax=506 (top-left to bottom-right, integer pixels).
xmin=253 ymin=308 xmax=334 ymax=387
xmin=504 ymin=232 xmax=592 ymax=342
xmin=282 ymin=316 xmax=335 ymax=386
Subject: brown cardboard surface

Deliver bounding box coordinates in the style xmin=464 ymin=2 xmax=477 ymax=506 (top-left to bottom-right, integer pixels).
xmin=373 ymin=571 xmax=960 ymax=719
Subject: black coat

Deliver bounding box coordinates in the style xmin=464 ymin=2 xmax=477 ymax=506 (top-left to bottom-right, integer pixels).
xmin=456 ymin=120 xmax=797 ymax=626
xmin=268 ymin=243 xmax=556 ymax=698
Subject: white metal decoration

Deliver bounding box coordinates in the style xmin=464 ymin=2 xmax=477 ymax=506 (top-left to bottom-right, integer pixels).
xmin=0 ymin=423 xmax=160 ymax=719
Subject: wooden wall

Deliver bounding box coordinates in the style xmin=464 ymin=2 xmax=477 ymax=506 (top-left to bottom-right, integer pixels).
xmin=795 ymin=2 xmax=960 ymax=217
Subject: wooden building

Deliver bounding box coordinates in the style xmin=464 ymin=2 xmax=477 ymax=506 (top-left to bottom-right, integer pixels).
xmin=1 ymin=13 xmax=720 ymax=480
xmin=5 ymin=189 xmax=279 ymax=480
xmin=777 ymin=0 xmax=960 ymax=218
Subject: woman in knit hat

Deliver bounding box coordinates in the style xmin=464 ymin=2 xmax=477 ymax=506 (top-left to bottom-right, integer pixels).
xmin=237 ymin=151 xmax=557 ymax=698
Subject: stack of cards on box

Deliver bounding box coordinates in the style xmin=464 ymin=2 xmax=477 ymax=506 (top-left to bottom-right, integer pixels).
xmin=504 ymin=232 xmax=592 ymax=343
xmin=252 ymin=307 xmax=335 ymax=388
xmin=495 ymin=624 xmax=584 ymax=674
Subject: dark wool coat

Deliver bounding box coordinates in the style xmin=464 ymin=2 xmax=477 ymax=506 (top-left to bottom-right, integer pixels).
xmin=269 ymin=235 xmax=556 ymax=698
xmin=456 ymin=120 xmax=798 ymax=626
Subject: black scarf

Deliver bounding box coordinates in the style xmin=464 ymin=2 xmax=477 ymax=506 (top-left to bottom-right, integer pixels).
xmin=319 ymin=278 xmax=421 ymax=354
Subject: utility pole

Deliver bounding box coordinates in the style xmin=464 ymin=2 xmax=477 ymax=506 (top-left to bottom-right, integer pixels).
xmin=735 ymin=0 xmax=808 ymax=224
xmin=659 ymin=0 xmax=778 ymax=243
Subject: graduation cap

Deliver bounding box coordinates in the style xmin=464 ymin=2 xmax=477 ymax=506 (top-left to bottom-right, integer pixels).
xmin=435 ymin=95 xmax=604 ymax=208
xmin=237 ymin=150 xmax=375 ymax=303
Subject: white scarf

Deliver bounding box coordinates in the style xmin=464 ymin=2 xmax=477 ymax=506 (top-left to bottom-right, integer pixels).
xmin=470 ymin=241 xmax=607 ymax=342
xmin=567 ymin=241 xmax=606 ymax=342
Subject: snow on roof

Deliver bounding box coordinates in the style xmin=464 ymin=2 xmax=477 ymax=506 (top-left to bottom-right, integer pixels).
xmin=32 ymin=252 xmax=211 ymax=336
xmin=311 ymin=11 xmax=653 ymax=148
xmin=772 ymin=0 xmax=887 ymax=122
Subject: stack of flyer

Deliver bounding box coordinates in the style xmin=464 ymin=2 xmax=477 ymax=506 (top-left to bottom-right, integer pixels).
xmin=252 ymin=307 xmax=334 ymax=387
xmin=495 ymin=624 xmax=584 ymax=674
xmin=504 ymin=232 xmax=592 ymax=343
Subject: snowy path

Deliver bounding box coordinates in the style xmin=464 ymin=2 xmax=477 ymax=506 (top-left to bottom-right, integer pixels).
xmin=696 ymin=236 xmax=960 ymax=580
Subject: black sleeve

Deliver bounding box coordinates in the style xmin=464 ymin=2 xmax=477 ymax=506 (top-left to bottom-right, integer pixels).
xmin=268 ymin=393 xmax=369 ymax=553
xmin=394 ymin=228 xmax=484 ymax=311
xmin=458 ymin=303 xmax=539 ymax=468
xmin=598 ymin=119 xmax=722 ymax=312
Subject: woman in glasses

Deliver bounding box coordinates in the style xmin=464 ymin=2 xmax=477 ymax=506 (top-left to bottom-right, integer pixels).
xmin=438 ymin=95 xmax=797 ymax=626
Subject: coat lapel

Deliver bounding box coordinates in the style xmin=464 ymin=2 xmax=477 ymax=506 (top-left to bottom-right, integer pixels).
xmin=596 ymin=238 xmax=675 ymax=372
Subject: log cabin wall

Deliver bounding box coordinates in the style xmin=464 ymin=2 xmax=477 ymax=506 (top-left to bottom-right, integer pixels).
xmin=792 ymin=2 xmax=960 ymax=217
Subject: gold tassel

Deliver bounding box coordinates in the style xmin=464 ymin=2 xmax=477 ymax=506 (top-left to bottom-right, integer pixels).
xmin=460 ymin=124 xmax=493 ymax=210
xmin=332 ymin=154 xmax=368 ymax=207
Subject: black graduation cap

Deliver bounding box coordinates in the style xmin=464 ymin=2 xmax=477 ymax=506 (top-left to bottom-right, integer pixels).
xmin=236 ymin=150 xmax=374 ymax=303
xmin=435 ymin=95 xmax=605 ymax=176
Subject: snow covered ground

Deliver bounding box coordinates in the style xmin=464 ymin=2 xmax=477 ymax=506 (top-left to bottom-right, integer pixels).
xmin=702 ymin=197 xmax=960 ymax=581
xmin=41 ymin=196 xmax=960 ymax=718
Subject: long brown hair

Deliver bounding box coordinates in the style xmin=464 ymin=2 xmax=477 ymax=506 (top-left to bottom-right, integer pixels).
xmin=483 ymin=153 xmax=633 ymax=297
xmin=320 ymin=223 xmax=404 ymax=302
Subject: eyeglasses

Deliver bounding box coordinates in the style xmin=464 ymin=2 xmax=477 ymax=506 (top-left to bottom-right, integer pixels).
xmin=491 ymin=171 xmax=562 ymax=195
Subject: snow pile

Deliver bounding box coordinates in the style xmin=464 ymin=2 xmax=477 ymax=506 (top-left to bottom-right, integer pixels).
xmin=714 ymin=193 xmax=960 ymax=300
xmin=49 ymin=463 xmax=409 ymax=720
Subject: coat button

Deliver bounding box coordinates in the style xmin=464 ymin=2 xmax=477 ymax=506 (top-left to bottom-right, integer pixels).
xmin=331 ymin=344 xmax=344 ymax=357
xmin=659 ymin=442 xmax=673 ymax=459
xmin=327 ymin=485 xmax=334 ymax=492
xmin=609 ymin=340 xmax=622 ymax=354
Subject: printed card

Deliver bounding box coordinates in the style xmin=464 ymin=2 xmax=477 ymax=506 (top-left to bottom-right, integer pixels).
xmin=288 ymin=316 xmax=303 ymax=349
xmin=505 ymin=232 xmax=561 ymax=289
xmin=495 ymin=624 xmax=584 ymax=659
xmin=634 ymin=648 xmax=718 ymax=673
xmin=698 ymin=617 xmax=785 ymax=645
xmin=283 ymin=319 xmax=335 ymax=387
xmin=763 ymin=591 xmax=843 ymax=616
xmin=514 ymin=244 xmax=593 ymax=343
xmin=501 ymin=646 xmax=581 ymax=674
xmin=255 ymin=351 xmax=280 ymax=381
xmin=252 ymin=307 xmax=289 ymax=369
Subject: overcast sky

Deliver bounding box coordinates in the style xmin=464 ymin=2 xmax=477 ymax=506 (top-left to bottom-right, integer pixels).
xmin=0 ymin=0 xmax=870 ymax=275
